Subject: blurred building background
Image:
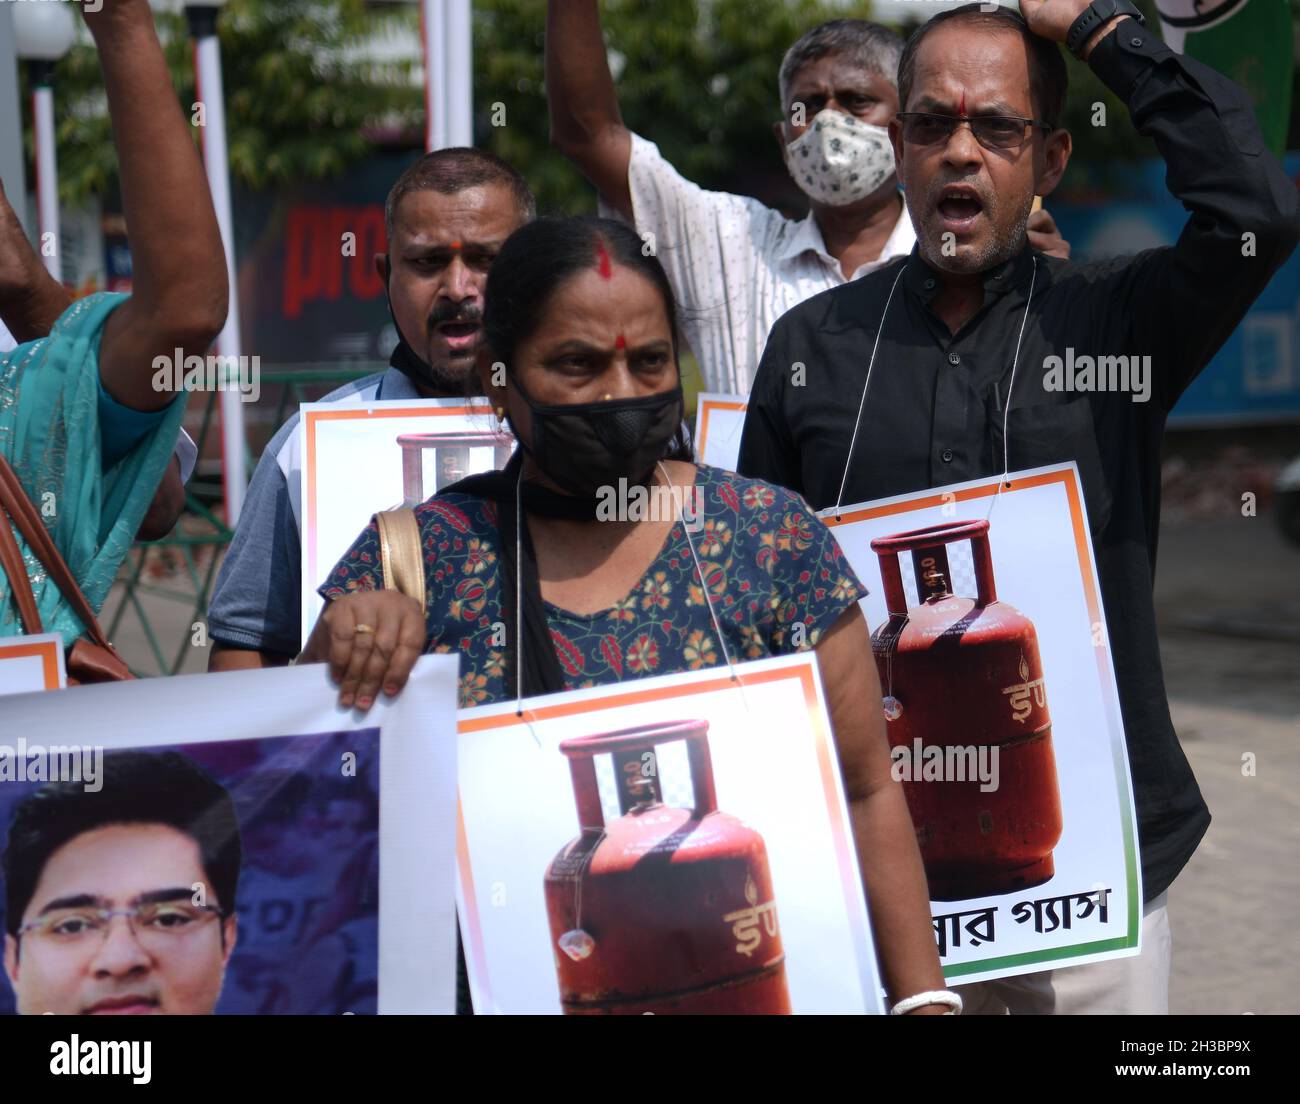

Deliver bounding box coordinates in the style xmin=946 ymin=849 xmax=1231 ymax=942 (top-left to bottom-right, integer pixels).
xmin=7 ymin=1 xmax=1299 ymax=431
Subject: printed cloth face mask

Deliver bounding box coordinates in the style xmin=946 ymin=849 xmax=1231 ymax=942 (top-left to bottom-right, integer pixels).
xmin=783 ymin=108 xmax=895 ymax=207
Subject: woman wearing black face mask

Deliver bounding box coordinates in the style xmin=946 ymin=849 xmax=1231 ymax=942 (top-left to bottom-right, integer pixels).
xmin=300 ymin=216 xmax=948 ymax=1014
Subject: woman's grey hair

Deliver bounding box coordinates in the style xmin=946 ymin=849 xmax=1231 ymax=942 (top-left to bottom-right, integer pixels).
xmin=778 ymin=19 xmax=905 ymax=110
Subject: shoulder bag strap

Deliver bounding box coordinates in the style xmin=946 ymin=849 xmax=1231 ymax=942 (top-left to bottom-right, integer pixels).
xmin=374 ymin=507 xmax=427 ymax=615
xmin=0 ymin=451 xmax=115 ymax=648
xmin=0 ymin=498 xmax=44 ymax=635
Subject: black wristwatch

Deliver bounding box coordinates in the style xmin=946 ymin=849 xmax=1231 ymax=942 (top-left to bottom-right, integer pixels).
xmin=1065 ymin=0 xmax=1146 ymax=60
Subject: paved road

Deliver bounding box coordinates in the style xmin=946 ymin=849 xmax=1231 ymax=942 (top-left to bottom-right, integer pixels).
xmin=1155 ymin=515 xmax=1300 ymax=1015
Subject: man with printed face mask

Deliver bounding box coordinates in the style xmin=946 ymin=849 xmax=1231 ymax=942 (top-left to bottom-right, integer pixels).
xmin=545 ymin=4 xmax=1071 ymax=397
xmin=207 ymin=149 xmax=536 ymax=671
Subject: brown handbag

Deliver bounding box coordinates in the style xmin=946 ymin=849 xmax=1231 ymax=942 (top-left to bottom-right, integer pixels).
xmin=0 ymin=451 xmax=134 ymax=684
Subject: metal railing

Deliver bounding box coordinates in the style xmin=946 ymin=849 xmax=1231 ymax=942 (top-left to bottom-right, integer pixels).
xmin=103 ymin=364 xmax=382 ymax=676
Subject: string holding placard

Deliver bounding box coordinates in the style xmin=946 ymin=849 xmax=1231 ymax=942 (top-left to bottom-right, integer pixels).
xmin=986 ymin=255 xmax=1038 ymax=525
xmin=834 ymin=264 xmax=906 ymax=521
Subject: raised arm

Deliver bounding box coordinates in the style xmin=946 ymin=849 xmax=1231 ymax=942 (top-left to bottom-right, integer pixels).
xmin=0 ymin=179 xmax=73 ymax=343
xmin=1022 ymin=0 xmax=1300 ymax=407
xmin=86 ymin=0 xmax=228 ymax=412
xmin=546 ymin=0 xmax=633 ymax=218
xmin=1 ymin=170 xmax=186 ymax=540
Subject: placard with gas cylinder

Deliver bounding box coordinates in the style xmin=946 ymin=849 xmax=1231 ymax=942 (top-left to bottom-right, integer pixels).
xmin=822 ymin=462 xmax=1142 ymax=985
xmin=299 ymin=397 xmax=513 ymax=641
xmin=455 ymin=653 xmax=885 ymax=1014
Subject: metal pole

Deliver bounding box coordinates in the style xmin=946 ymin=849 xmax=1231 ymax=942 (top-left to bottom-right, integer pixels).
xmin=0 ymin=5 xmax=27 ymax=236
xmin=31 ymin=65 xmax=60 ymax=282
xmin=422 ymin=0 xmax=447 ymax=151
xmin=189 ymin=7 xmax=246 ymax=524
xmin=445 ymin=0 xmax=473 ymax=148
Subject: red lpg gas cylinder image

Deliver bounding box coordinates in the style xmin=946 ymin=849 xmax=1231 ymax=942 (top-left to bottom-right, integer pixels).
xmin=396 ymin=431 xmax=513 ymax=506
xmin=870 ymin=520 xmax=1063 ymax=900
xmin=544 ymin=720 xmax=791 ymax=1014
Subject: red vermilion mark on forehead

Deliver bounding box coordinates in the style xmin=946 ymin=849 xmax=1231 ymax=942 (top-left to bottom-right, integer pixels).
xmin=958 ymin=91 xmax=966 ymax=116
xmin=450 ymin=240 xmax=462 ymax=251
xmin=614 ymin=334 xmax=627 ymax=350
xmin=596 ymin=240 xmax=613 ymax=279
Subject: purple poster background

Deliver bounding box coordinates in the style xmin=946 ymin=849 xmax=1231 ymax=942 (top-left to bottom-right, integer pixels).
xmin=0 ymin=729 xmax=380 ymax=1015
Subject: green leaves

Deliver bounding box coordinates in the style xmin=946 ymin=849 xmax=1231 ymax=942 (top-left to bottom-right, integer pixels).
xmin=33 ymin=0 xmax=1185 ymax=213
xmin=36 ymin=0 xmax=422 ymax=204
xmin=473 ymin=0 xmax=860 ymax=214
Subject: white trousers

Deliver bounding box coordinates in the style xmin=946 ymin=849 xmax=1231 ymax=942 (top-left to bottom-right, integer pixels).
xmin=952 ymin=891 xmax=1172 ymax=1015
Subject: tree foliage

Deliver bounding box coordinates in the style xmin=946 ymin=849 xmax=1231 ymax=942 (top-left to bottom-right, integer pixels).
xmin=478 ymin=0 xmax=877 ymax=215
xmin=33 ymin=0 xmax=422 ymax=205
xmin=29 ymin=0 xmax=1265 ymax=212
xmin=474 ymin=0 xmax=1164 ymax=215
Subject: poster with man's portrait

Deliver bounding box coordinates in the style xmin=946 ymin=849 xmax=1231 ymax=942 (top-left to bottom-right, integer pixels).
xmin=0 ymin=656 xmax=458 ymax=1015
xmin=822 ymin=462 xmax=1142 ymax=985
xmin=456 ymin=653 xmax=886 ymax=1015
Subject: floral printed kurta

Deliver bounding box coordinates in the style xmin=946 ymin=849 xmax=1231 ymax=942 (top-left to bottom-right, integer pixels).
xmin=320 ymin=465 xmax=865 ymax=708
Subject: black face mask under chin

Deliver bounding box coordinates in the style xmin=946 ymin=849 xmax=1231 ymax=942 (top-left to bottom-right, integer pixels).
xmin=383 ymin=255 xmax=462 ymax=397
xmin=507 ymin=376 xmax=685 ymax=498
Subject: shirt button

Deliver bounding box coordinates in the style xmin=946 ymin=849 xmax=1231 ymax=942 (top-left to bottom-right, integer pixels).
xmin=1130 ymin=36 xmax=1143 ymax=46
xmin=941 ymin=448 xmax=954 ymax=463
xmin=948 ymin=352 xmax=961 ymax=366
xmin=923 ymin=278 xmax=936 ymax=290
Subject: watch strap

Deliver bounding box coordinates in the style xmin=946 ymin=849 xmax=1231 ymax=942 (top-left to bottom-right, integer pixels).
xmin=1066 ymin=0 xmax=1145 ymax=60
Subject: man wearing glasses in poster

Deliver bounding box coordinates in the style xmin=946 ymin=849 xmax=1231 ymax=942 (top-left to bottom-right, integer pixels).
xmin=2 ymin=752 xmax=240 ymax=1016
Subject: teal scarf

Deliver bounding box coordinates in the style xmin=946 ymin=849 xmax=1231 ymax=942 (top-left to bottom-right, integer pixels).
xmin=0 ymin=293 xmax=185 ymax=645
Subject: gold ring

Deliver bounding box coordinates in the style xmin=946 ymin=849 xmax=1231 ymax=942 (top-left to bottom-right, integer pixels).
xmin=354 ymin=623 xmax=376 ymax=636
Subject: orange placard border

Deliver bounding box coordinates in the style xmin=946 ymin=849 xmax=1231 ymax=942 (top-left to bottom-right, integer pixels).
xmin=302 ymin=401 xmax=488 ymax=611
xmin=695 ymin=397 xmax=748 ymax=462
xmin=824 ymin=467 xmax=1102 ymax=634
xmin=0 ymin=638 xmax=64 ymax=691
xmin=824 ymin=465 xmax=1141 ymax=978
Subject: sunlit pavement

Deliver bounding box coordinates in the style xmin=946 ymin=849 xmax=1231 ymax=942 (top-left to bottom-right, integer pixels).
xmin=1156 ymin=516 xmax=1300 ymax=1015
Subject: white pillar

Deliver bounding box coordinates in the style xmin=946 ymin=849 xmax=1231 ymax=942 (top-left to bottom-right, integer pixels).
xmin=32 ymin=81 xmax=59 ymax=282
xmin=422 ymin=0 xmax=447 ymax=151
xmin=445 ymin=0 xmax=473 ymax=148
xmin=0 ymin=6 xmax=25 ymax=230
xmin=193 ymin=30 xmax=247 ymax=524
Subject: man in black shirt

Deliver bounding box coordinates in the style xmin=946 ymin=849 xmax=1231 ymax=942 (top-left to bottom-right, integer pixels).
xmin=738 ymin=1 xmax=1299 ymax=1012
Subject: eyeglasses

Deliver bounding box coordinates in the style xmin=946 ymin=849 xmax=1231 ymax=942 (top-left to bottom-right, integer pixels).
xmin=18 ymin=902 xmax=223 ymax=948
xmin=896 ymin=112 xmax=1052 ymax=151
